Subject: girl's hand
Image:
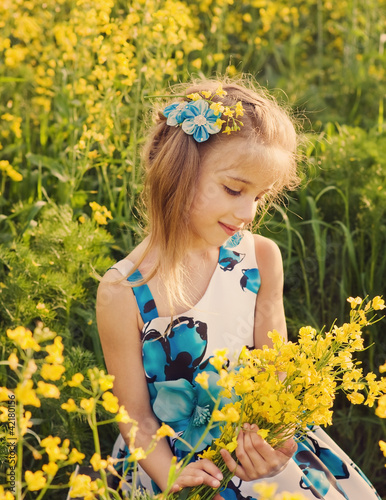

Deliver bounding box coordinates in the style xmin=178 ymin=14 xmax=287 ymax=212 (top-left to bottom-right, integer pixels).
xmin=220 ymin=424 xmax=297 ymax=481
xmin=170 ymin=458 xmax=224 ymax=494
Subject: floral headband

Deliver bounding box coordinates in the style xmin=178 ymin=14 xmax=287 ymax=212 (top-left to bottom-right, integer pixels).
xmin=162 ymin=85 xmax=244 ymax=143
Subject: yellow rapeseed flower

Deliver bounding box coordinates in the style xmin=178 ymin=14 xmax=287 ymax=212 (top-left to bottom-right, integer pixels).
xmin=36 ymin=381 xmax=60 ymax=399
xmin=375 ymin=394 xmax=386 ymax=418
xmin=7 ymin=326 xmax=40 ymax=351
xmin=41 ymin=363 xmax=66 ymax=381
xmin=372 ymin=296 xmax=385 ymax=310
xmin=45 ymin=336 xmax=64 ymax=364
xmin=42 ymin=462 xmax=58 ymax=477
xmin=116 ymin=405 xmax=131 ymax=423
xmin=102 ymin=391 xmax=119 ymax=413
xmin=25 ymin=470 xmax=46 ymax=491
xmin=80 ymin=398 xmax=95 ymax=414
xmin=15 ymin=380 xmax=40 ymax=407
xmin=61 ymin=398 xmax=78 ymax=412
xmin=155 ymin=423 xmax=175 ymax=439
xmin=68 ymin=448 xmax=86 ymax=465
xmin=69 ymin=472 xmax=98 ymax=499
xmin=0 ymin=406 xmax=8 ymax=423
xmin=41 ymin=436 xmax=68 ymax=462
xmin=19 ymin=410 xmax=33 ymax=436
xmin=347 ymin=296 xmax=362 ymax=308
xmin=0 ymin=484 xmax=15 ymax=499
xmin=8 ymin=352 xmax=18 ymax=370
xmin=68 ymin=373 xmax=84 ymax=387
xmin=195 ymin=372 xmax=209 ymax=389
xmin=90 ymin=452 xmax=108 ymax=471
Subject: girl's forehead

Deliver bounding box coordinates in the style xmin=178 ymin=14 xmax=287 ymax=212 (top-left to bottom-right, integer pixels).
xmin=202 ymin=139 xmax=287 ymax=183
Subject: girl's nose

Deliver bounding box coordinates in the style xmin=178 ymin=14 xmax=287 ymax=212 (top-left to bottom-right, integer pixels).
xmin=234 ymin=197 xmax=258 ymax=225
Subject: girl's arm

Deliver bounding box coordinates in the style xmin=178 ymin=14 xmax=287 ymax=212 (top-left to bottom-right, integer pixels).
xmin=96 ymin=270 xmax=224 ymax=492
xmin=219 ymin=235 xmax=296 ymax=481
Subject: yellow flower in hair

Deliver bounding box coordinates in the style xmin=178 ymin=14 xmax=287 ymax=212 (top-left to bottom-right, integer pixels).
xmin=223 ymin=108 xmax=234 ymax=117
xmin=187 ymin=93 xmax=202 ymax=101
xmin=25 ymin=470 xmax=46 ymax=491
xmin=223 ymin=126 xmax=232 ymax=135
xmin=201 ymin=90 xmax=212 ymax=99
xmin=215 ymin=84 xmax=227 ymax=97
xmin=235 ymin=101 xmax=244 ymax=117
xmin=210 ymin=102 xmax=225 ymax=115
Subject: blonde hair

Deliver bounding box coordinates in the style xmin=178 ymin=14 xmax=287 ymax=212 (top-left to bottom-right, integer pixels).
xmin=134 ymin=76 xmax=300 ymax=312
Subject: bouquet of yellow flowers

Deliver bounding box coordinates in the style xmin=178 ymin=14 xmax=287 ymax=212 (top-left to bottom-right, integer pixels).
xmin=183 ymin=296 xmax=386 ymax=500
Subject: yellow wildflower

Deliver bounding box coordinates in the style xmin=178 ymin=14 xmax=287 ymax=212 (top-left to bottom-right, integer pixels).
xmin=0 ymin=485 xmax=15 ymax=499
xmin=372 ymin=296 xmax=385 ymax=310
xmin=41 ymin=436 xmax=68 ymax=462
xmin=379 ymin=362 xmax=386 ymax=374
xmin=235 ymin=101 xmax=244 ymax=117
xmin=61 ymin=398 xmax=78 ymax=412
xmin=7 ymin=326 xmax=40 ymax=351
xmin=19 ymin=410 xmax=33 ymax=436
xmin=68 ymin=448 xmax=85 ymax=465
xmin=8 ymin=352 xmax=18 ymax=371
xmin=45 ymin=336 xmax=64 ymax=364
xmin=195 ymin=371 xmax=209 ymax=389
xmin=42 ymin=462 xmax=58 ymax=477
xmin=201 ymin=90 xmax=212 ymax=99
xmin=379 ymin=440 xmax=386 ymax=457
xmin=210 ymin=102 xmax=225 ymax=115
xmin=41 ymin=363 xmax=66 ymax=381
xmin=37 ymin=381 xmax=60 ymax=399
xmin=80 ymin=398 xmax=95 ymax=414
xmin=130 ymin=447 xmax=146 ymax=461
xmin=347 ymin=296 xmax=362 ymax=308
xmin=209 ymin=348 xmax=229 ymax=371
xmin=116 ymin=405 xmax=131 ymax=423
xmin=187 ymin=93 xmax=202 ymax=101
xmin=257 ymin=429 xmax=270 ymax=439
xmin=90 ymin=452 xmax=108 ymax=471
xmin=0 ymin=406 xmax=8 ymax=422
xmin=102 ymin=392 xmax=119 ymax=413
xmin=25 ymin=470 xmax=46 ymax=491
xmin=215 ymin=84 xmax=227 ymax=97
xmin=155 ymin=423 xmax=175 ymax=439
xmin=68 ymin=373 xmax=84 ymax=387
xmin=69 ymin=472 xmax=98 ymax=499
xmin=15 ymin=380 xmax=40 ymax=407
xmin=0 ymin=387 xmax=13 ymax=402
xmin=375 ymin=394 xmax=386 ymax=418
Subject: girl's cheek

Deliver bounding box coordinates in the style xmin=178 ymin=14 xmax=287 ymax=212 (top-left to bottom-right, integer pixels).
xmin=191 ymin=181 xmax=220 ymax=214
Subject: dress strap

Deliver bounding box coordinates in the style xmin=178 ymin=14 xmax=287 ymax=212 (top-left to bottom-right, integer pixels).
xmin=127 ymin=270 xmax=159 ymax=323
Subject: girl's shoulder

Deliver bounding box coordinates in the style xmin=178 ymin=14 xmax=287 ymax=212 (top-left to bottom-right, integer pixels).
xmin=251 ymin=233 xmax=283 ymax=278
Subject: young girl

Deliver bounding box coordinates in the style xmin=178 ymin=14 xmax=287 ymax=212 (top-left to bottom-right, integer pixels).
xmin=96 ymin=78 xmax=381 ymax=500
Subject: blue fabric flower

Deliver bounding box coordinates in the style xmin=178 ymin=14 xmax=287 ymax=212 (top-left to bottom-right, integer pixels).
xmin=181 ymin=100 xmax=221 ymax=142
xmin=151 ymin=369 xmax=225 ymax=452
xmin=163 ymin=102 xmax=190 ymax=126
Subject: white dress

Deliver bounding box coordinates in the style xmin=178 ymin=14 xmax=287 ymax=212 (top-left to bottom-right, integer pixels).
xmin=111 ymin=230 xmax=381 ymax=500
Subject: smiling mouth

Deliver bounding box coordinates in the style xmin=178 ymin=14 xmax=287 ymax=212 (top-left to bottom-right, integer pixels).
xmin=219 ymin=222 xmax=241 ymax=236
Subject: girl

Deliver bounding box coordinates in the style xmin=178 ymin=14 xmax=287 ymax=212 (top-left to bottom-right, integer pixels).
xmin=96 ymin=77 xmax=380 ymax=500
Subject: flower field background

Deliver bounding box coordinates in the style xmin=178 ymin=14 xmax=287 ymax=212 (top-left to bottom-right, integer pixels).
xmin=0 ymin=0 xmax=385 ymax=498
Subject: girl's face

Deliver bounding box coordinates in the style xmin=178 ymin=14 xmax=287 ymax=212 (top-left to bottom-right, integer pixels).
xmin=188 ymin=138 xmax=285 ymax=251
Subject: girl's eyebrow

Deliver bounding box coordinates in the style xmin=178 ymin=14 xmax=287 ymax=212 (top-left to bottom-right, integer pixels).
xmin=225 ymin=174 xmax=252 ymax=185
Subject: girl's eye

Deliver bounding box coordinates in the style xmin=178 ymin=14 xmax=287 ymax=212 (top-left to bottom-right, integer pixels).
xmin=223 ymin=185 xmax=241 ymax=196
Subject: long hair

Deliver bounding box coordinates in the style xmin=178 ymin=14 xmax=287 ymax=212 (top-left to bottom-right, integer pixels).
xmin=134 ymin=76 xmax=301 ymax=312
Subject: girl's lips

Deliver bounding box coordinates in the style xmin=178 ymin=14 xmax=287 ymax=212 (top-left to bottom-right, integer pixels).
xmin=219 ymin=222 xmax=240 ymax=236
